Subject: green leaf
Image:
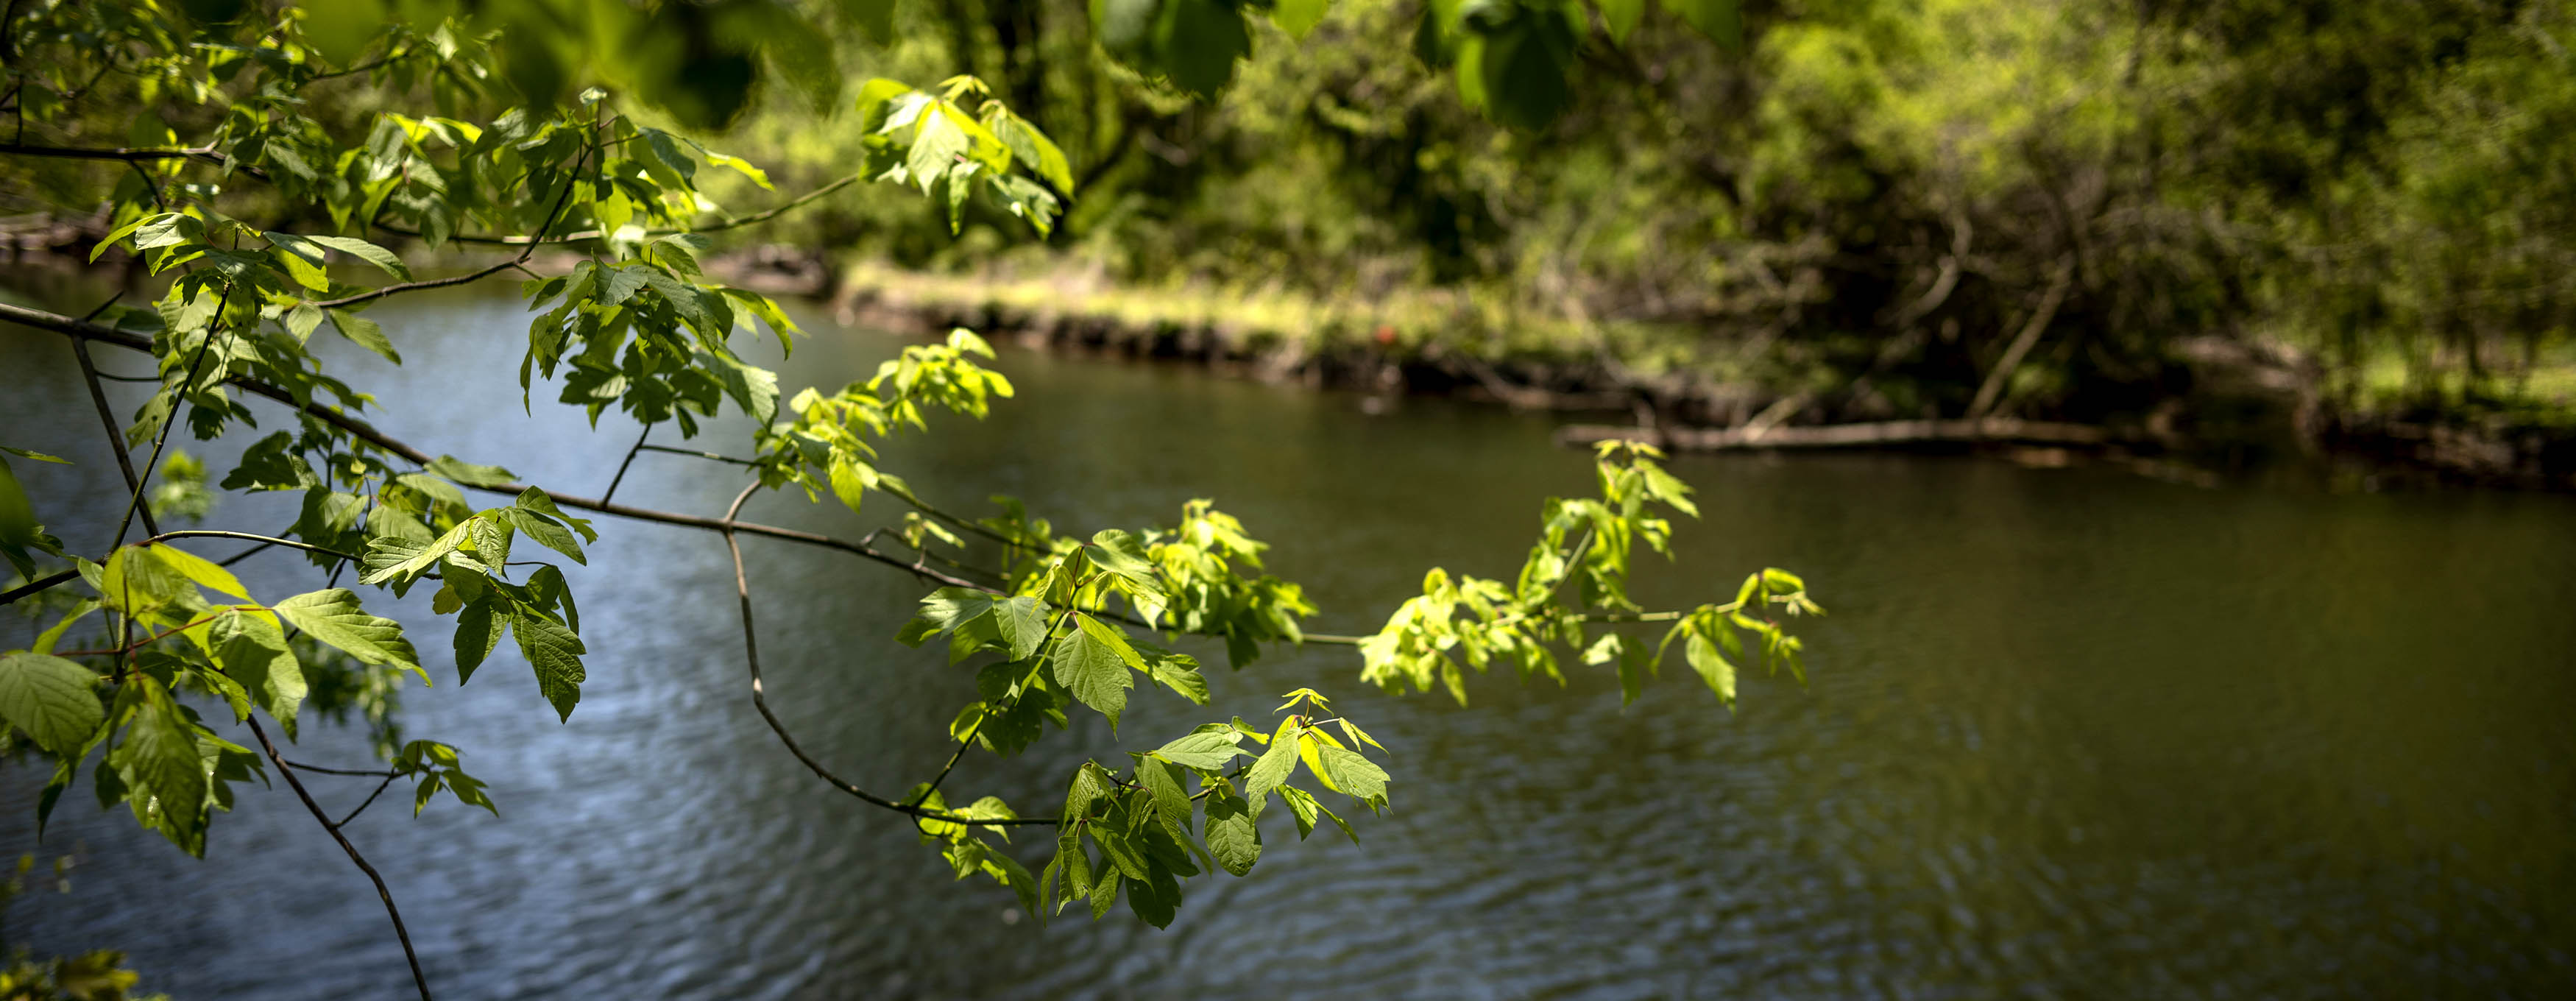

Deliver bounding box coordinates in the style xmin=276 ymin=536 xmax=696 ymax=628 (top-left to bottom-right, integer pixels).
xmin=92 ymin=212 xmax=172 ymax=262
xmin=1685 ymin=629 xmax=1735 ymax=707
xmin=359 ymin=520 xmax=470 ymax=586
xmin=1638 ymin=461 xmax=1699 ymax=517
xmin=1137 ymin=756 xmax=1193 ymax=833
xmin=915 ymin=590 xmax=1052 ymax=662
xmin=1052 ymin=616 xmax=1134 ymax=729
xmin=99 ymin=544 xmax=188 ymax=615
xmin=1150 ymin=729 xmax=1245 ymax=771
xmin=453 ymin=598 xmax=506 ymax=684
xmin=328 ymin=309 xmax=401 ymax=364
xmin=305 ymin=235 xmax=414 ymax=280
xmin=1203 ymin=785 xmax=1260 ymax=875
xmin=1122 ymin=873 xmax=1175 ymax=928
xmin=283 ymin=302 xmax=325 ymax=342
xmin=1083 ymin=529 xmax=1164 ymax=604
xmin=1243 ymin=717 xmax=1301 ymax=817
xmin=906 ymin=105 xmax=970 ymax=194
xmin=988 ymin=110 xmax=1075 ymax=194
xmin=696 ymin=349 xmax=779 ymax=424
xmin=428 ymin=455 xmax=519 ymax=489
xmin=704 ymin=151 xmax=774 ymax=189
xmin=1273 ymin=0 xmax=1327 ymax=37
xmin=0 ymin=456 xmax=32 ymax=559
xmin=512 ymin=487 xmax=596 ymax=542
xmin=511 ymin=608 xmax=586 ymax=721
xmin=1312 ymin=744 xmax=1390 ymax=804
xmin=828 ymin=456 xmax=872 ymax=514
xmin=1147 ymin=654 xmax=1209 ymax=704
xmin=1278 ymin=784 xmax=1321 ymax=841
xmin=274 ymin=589 xmax=425 ymax=682
xmin=503 ymin=509 xmax=585 ymax=565
xmin=210 ymin=608 xmax=303 ymax=728
xmin=0 ymin=652 xmax=103 ymax=754
xmin=110 ymin=687 xmax=208 ymax=852
xmin=143 ymin=543 xmax=250 ymax=601
xmin=1598 ymin=0 xmax=1643 ymax=42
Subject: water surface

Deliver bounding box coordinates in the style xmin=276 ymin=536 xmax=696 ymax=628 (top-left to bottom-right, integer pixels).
xmin=3 ymin=280 xmax=2572 ymax=998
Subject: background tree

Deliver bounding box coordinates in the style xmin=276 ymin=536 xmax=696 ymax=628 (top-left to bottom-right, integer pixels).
xmin=0 ymin=2 xmax=1811 ymax=997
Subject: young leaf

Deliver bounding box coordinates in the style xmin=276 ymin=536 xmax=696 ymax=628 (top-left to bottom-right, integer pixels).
xmin=359 ymin=520 xmax=470 ymax=585
xmin=274 ymin=589 xmax=425 ymax=682
xmin=1150 ymin=730 xmax=1244 ymax=771
xmin=1312 ymin=745 xmax=1390 ymax=806
xmin=146 ymin=543 xmax=251 ymax=601
xmin=1243 ymin=718 xmax=1301 ymax=817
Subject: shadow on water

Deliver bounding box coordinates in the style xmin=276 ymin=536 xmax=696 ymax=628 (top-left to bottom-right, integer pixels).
xmin=4 ymin=277 xmax=2574 ymax=998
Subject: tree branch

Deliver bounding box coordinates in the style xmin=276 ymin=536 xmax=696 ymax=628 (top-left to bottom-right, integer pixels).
xmin=0 ymin=302 xmax=1363 ymax=642
xmin=0 ymin=141 xmax=219 ymax=162
xmin=0 ymin=570 xmax=77 ymax=607
xmin=250 ymin=717 xmax=435 ymax=1001
xmin=111 ymin=293 xmax=227 ymax=548
xmin=332 ymin=771 xmax=401 ymax=830
xmin=372 ymin=172 xmax=863 ymax=247
xmin=70 ymin=336 xmax=156 ymax=538
xmin=719 ymin=484 xmax=1054 ymax=829
xmin=599 ymin=422 xmax=654 ymax=506
xmin=283 ymin=760 xmax=402 ymax=778
xmin=313 ymin=259 xmax=522 ymax=310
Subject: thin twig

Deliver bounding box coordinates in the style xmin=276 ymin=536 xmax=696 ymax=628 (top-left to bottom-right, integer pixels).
xmin=283 ymin=760 xmax=401 ymax=778
xmin=600 ymin=422 xmax=653 ymax=505
xmin=148 ymin=530 xmax=357 ymax=562
xmin=111 ymin=294 xmax=228 ymax=548
xmin=720 ymin=484 xmax=1054 ymax=829
xmin=906 ymin=607 xmax=1073 ymax=810
xmin=635 ymin=443 xmax=757 ymax=466
xmin=373 ymin=172 xmax=863 ymax=247
xmin=333 ymin=772 xmax=401 ymax=830
xmin=70 ymin=338 xmax=157 ymax=539
xmin=313 ymin=260 xmax=520 ymax=310
xmin=251 ymin=717 xmax=435 ymax=1001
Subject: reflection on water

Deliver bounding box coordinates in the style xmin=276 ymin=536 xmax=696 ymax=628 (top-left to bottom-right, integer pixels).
xmin=3 ymin=280 xmax=2573 ymax=998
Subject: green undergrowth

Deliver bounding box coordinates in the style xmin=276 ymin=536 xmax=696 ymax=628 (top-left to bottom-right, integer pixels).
xmin=835 ymin=258 xmax=1771 ymax=386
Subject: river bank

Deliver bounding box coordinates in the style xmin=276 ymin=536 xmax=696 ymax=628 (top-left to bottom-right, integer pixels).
xmin=13 ymin=230 xmax=2570 ymax=491
xmin=819 ymin=259 xmax=2576 ymax=492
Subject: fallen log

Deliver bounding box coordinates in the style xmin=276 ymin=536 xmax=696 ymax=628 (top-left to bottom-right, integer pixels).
xmin=1556 ymin=417 xmax=2134 ymax=452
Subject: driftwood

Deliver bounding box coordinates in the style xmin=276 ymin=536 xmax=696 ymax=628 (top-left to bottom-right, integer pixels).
xmin=1557 ymin=417 xmax=2131 ymax=452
